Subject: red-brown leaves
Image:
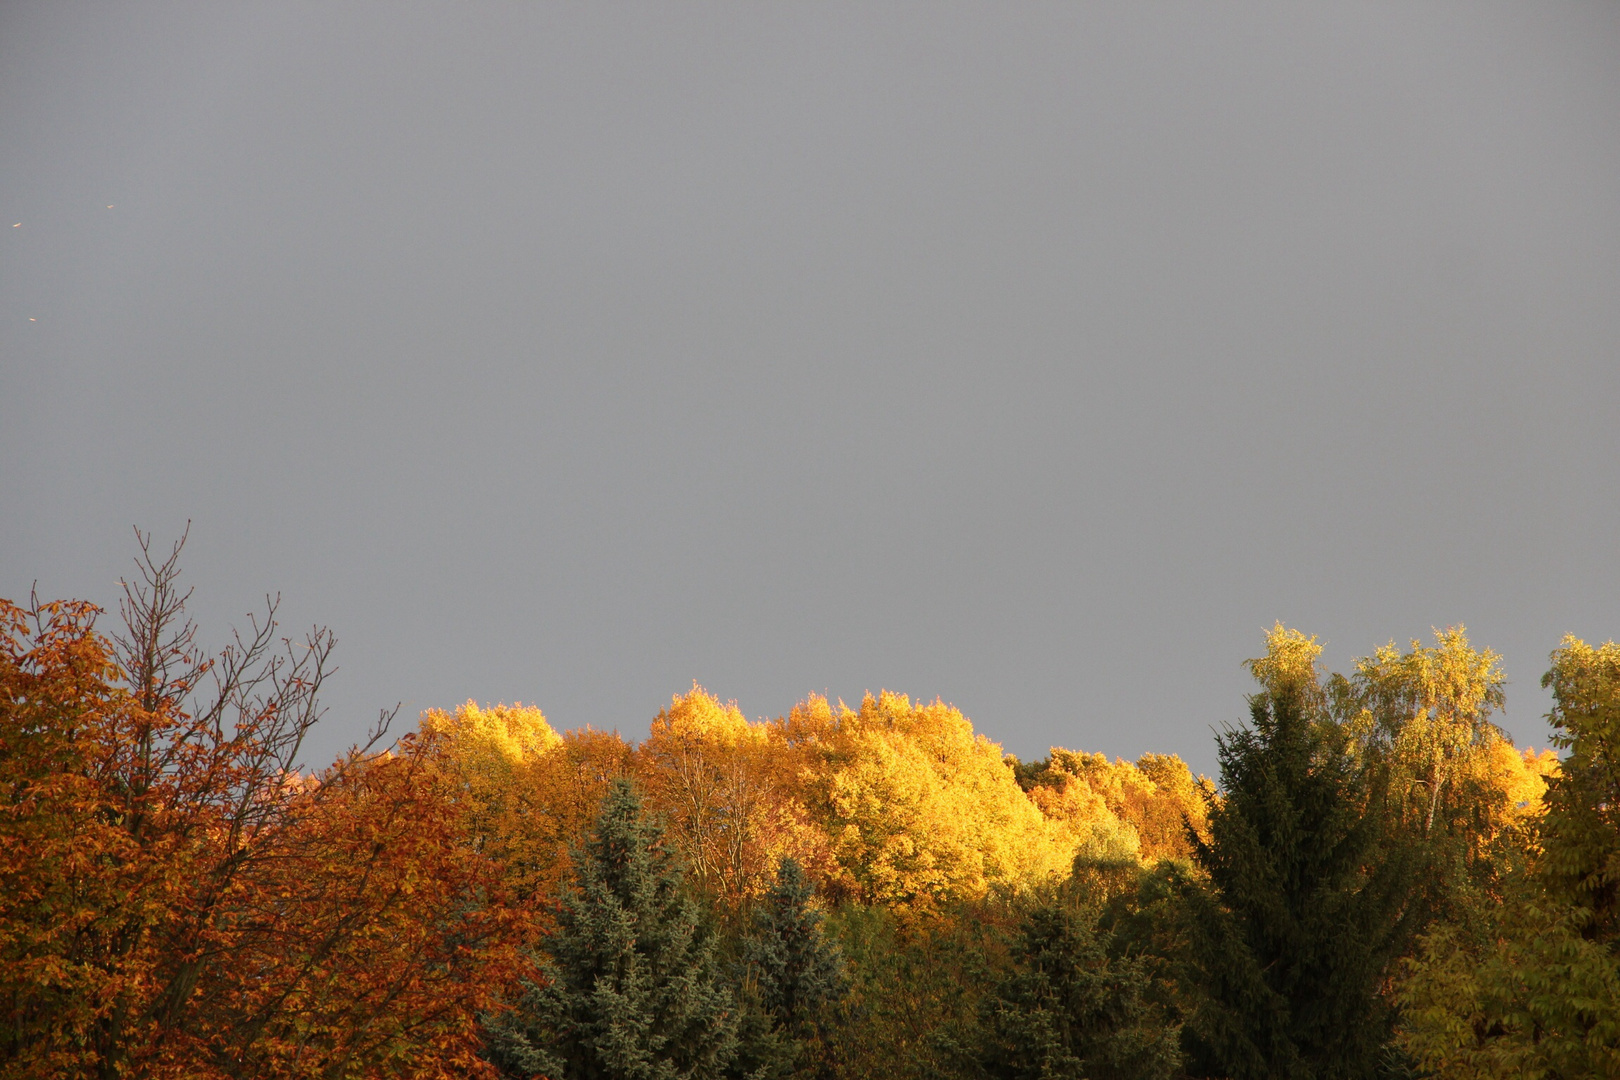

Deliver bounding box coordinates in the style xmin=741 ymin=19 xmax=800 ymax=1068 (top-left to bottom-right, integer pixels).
xmin=0 ymin=574 xmax=525 ymax=1080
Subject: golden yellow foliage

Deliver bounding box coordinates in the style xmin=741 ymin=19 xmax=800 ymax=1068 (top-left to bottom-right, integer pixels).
xmin=419 ymin=701 xmax=561 ymax=813
xmin=416 ymin=691 xmax=1226 ymax=913
xmin=546 ymin=725 xmax=637 ymax=831
xmin=1349 ymin=626 xmax=1507 ymax=836
xmin=634 ymin=685 xmax=831 ymax=906
xmin=419 ymin=701 xmax=558 ymax=855
xmin=1245 ymin=623 xmax=1326 ymax=701
xmin=1473 ymin=742 xmax=1558 ymax=829
xmin=1022 ymin=755 xmax=1122 ymax=851
xmin=420 ymin=701 xmax=630 ymax=906
xmin=782 ymin=691 xmax=1072 ymax=912
xmin=1022 ymin=750 xmax=1212 ymax=862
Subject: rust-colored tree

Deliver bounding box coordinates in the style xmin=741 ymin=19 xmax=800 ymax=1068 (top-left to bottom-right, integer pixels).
xmin=0 ymin=531 xmax=524 ymax=1080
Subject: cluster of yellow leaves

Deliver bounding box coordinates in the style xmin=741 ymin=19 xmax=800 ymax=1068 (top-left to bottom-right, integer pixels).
xmin=1477 ymin=741 xmax=1558 ymax=830
xmin=1021 ymin=749 xmax=1213 ymax=862
xmin=1243 ymin=622 xmax=1548 ymax=849
xmin=418 ymin=702 xmax=628 ymax=909
xmin=1245 ymin=622 xmax=1327 ymax=701
xmin=1352 ymin=627 xmax=1508 ymax=832
xmin=781 ymin=691 xmax=1074 ymax=912
xmin=635 ymin=687 xmax=832 ymax=907
xmin=421 ymin=687 xmax=1220 ymax=919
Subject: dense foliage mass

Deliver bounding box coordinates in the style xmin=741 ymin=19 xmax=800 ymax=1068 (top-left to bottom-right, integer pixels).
xmin=3 ymin=537 xmax=1608 ymax=1079
xmin=0 ymin=536 xmax=527 ymax=1080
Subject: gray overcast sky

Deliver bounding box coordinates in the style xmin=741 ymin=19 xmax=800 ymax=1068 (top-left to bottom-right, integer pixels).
xmin=4 ymin=3 xmax=1618 ymax=775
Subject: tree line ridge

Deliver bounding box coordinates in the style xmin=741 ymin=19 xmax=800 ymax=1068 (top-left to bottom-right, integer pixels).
xmin=2 ymin=535 xmax=1614 ymax=1078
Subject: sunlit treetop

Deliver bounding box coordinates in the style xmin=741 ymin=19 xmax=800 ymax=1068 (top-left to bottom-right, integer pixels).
xmin=420 ymin=700 xmax=562 ymax=769
xmin=1244 ymin=622 xmax=1325 ymax=703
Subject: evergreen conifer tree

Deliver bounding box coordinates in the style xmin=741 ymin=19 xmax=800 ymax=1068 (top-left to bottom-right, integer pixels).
xmin=747 ymin=859 xmax=847 ymax=1032
xmin=974 ymin=903 xmax=1181 ymax=1080
xmin=485 ymin=779 xmax=738 ymax=1080
xmin=1180 ymin=684 xmax=1420 ymax=1080
xmin=730 ymin=858 xmax=848 ymax=1079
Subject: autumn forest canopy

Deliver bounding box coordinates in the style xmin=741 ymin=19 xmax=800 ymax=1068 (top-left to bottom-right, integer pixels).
xmin=4 ymin=536 xmax=1619 ymax=1080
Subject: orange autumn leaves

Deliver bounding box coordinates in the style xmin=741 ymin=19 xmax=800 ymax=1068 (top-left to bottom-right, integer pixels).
xmin=420 ymin=686 xmax=1217 ymax=917
xmin=0 ymin=596 xmax=524 ymax=1080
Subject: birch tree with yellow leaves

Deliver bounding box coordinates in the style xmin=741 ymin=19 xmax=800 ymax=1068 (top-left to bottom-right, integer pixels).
xmin=1397 ymin=637 xmax=1620 ymax=1079
xmin=1341 ymin=626 xmax=1508 ymax=837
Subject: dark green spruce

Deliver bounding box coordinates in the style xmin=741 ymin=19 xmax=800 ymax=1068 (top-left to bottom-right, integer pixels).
xmin=747 ymin=859 xmax=847 ymax=1034
xmin=971 ymin=901 xmax=1181 ymax=1080
xmin=484 ymin=779 xmax=739 ymax=1080
xmin=730 ymin=858 xmax=848 ymax=1080
xmin=1179 ymin=683 xmax=1421 ymax=1080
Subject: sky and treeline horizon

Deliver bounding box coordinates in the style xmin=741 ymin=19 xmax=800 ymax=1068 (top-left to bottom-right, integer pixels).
xmin=4 ymin=4 xmax=1618 ymax=775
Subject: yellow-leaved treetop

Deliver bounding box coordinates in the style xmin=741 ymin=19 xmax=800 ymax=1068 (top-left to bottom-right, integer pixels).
xmin=634 ymin=685 xmax=832 ymax=908
xmin=1020 ymin=750 xmax=1213 ymax=863
xmin=1244 ymin=621 xmax=1548 ymax=848
xmin=1247 ymin=622 xmax=1547 ymax=846
xmin=1481 ymin=741 xmax=1558 ymax=827
xmin=1246 ymin=622 xmax=1330 ymax=706
xmin=1345 ymin=626 xmax=1511 ymax=837
xmin=421 ymin=701 xmax=563 ymax=800
xmin=420 ymin=701 xmax=631 ymax=906
xmin=419 ymin=701 xmax=562 ymax=902
xmin=781 ymin=691 xmax=1073 ymax=912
